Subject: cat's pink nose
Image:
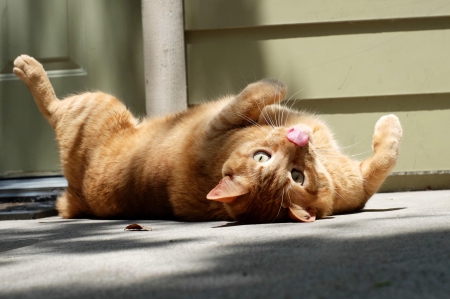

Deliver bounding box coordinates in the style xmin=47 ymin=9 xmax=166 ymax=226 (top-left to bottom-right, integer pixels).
xmin=287 ymin=127 xmax=309 ymax=146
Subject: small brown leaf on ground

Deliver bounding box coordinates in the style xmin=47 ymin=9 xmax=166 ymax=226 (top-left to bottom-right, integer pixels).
xmin=124 ymin=223 xmax=152 ymax=231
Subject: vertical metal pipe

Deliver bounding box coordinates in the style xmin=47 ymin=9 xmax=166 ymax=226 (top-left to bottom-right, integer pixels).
xmin=141 ymin=0 xmax=187 ymax=117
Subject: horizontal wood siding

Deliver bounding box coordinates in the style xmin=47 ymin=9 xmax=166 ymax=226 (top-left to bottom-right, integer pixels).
xmin=185 ymin=0 xmax=450 ymax=30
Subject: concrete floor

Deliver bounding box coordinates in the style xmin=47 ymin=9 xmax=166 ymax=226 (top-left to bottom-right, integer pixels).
xmin=1 ymin=190 xmax=449 ymax=299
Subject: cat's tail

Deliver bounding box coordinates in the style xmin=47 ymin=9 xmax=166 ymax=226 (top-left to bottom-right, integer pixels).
xmin=360 ymin=115 xmax=403 ymax=199
xmin=13 ymin=55 xmax=59 ymax=127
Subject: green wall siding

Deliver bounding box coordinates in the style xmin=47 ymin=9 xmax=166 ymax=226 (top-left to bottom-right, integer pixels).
xmin=185 ymin=0 xmax=450 ymax=30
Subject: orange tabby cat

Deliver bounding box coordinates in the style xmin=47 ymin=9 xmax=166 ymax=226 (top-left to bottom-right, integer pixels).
xmin=13 ymin=55 xmax=402 ymax=223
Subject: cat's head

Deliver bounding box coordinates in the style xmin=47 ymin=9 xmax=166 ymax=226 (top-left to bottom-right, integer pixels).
xmin=207 ymin=124 xmax=334 ymax=223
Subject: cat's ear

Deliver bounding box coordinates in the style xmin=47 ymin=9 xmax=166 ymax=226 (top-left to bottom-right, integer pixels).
xmin=206 ymin=176 xmax=249 ymax=203
xmin=288 ymin=204 xmax=316 ymax=222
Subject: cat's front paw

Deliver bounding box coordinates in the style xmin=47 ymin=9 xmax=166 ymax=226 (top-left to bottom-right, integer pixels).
xmin=241 ymin=79 xmax=287 ymax=106
xmin=372 ymin=114 xmax=402 ymax=158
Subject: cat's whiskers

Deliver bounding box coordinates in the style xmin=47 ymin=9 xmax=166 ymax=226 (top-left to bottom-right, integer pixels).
xmin=284 ymin=91 xmax=303 ymax=106
xmin=338 ymin=142 xmax=362 ymax=150
xmin=271 ymin=188 xmax=284 ymax=223
xmin=273 ymin=92 xmax=301 ymax=126
xmin=270 ymin=82 xmax=286 ymax=127
xmin=281 ymin=91 xmax=305 ymax=125
xmin=286 ymin=185 xmax=294 ymax=205
xmin=344 ymin=150 xmax=373 ymax=158
xmin=284 ymin=98 xmax=301 ymax=120
xmin=330 ymin=188 xmax=350 ymax=204
xmin=289 ymin=186 xmax=303 ymax=201
xmin=312 ymin=148 xmax=340 ymax=154
xmin=266 ymin=99 xmax=279 ymax=128
xmin=317 ymin=157 xmax=351 ymax=166
xmin=275 ymin=71 xmax=287 ymax=127
xmin=277 ymin=100 xmax=286 ymax=127
xmin=259 ymin=95 xmax=274 ymax=128
xmin=287 ymin=184 xmax=310 ymax=205
xmin=286 ymin=89 xmax=305 ymax=101
xmin=273 ymin=80 xmax=281 ymax=127
xmin=314 ymin=147 xmax=367 ymax=156
xmin=317 ymin=151 xmax=372 ymax=164
xmin=257 ymin=100 xmax=275 ymax=129
xmin=239 ymin=71 xmax=250 ymax=85
xmin=282 ymin=100 xmax=293 ymax=126
xmin=313 ymin=143 xmax=361 ymax=154
xmin=286 ymin=97 xmax=303 ymax=110
xmin=234 ymin=112 xmax=270 ymax=133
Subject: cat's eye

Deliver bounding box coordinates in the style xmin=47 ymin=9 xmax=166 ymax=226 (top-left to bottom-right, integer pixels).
xmin=291 ymin=169 xmax=304 ymax=184
xmin=253 ymin=151 xmax=271 ymax=162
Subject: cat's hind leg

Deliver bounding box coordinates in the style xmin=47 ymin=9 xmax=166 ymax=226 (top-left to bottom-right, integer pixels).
xmin=360 ymin=115 xmax=403 ymax=199
xmin=13 ymin=55 xmax=59 ymax=126
xmin=56 ymin=190 xmax=91 ymax=219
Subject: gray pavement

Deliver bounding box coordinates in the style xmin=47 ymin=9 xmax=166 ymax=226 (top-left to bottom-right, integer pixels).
xmin=1 ymin=190 xmax=449 ymax=299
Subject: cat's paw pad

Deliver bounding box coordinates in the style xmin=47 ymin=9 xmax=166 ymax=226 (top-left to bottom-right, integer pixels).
xmin=13 ymin=55 xmax=46 ymax=83
xmin=373 ymin=114 xmax=402 ymax=154
xmin=375 ymin=115 xmax=402 ymax=139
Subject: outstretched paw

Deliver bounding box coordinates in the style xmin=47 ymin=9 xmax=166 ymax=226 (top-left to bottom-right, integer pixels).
xmin=372 ymin=114 xmax=402 ymax=158
xmin=359 ymin=114 xmax=402 ymax=198
xmin=13 ymin=55 xmax=47 ymax=85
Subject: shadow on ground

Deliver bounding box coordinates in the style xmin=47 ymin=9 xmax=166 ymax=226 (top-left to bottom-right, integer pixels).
xmin=0 ymin=220 xmax=200 ymax=254
xmin=1 ymin=217 xmax=449 ymax=299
